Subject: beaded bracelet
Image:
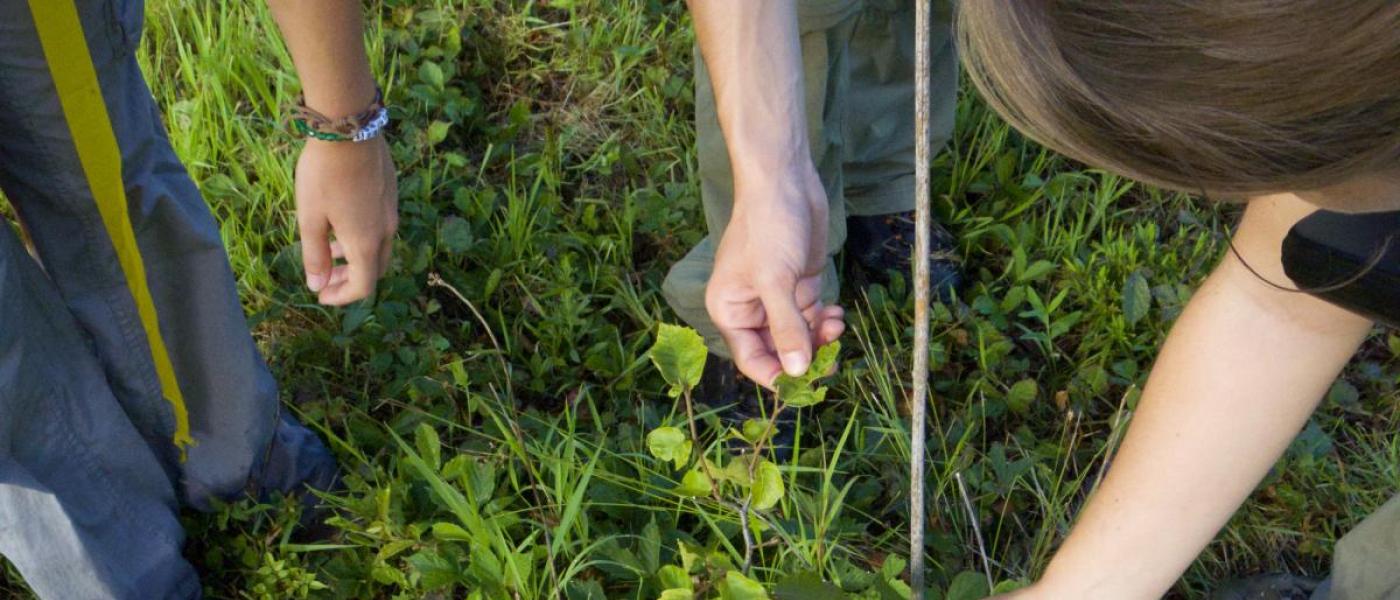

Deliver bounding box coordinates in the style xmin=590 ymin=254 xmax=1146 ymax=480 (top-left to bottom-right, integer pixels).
xmin=288 ymin=88 xmax=389 ymax=143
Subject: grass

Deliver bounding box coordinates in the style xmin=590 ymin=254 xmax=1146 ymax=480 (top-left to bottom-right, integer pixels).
xmin=3 ymin=0 xmax=1399 ymax=598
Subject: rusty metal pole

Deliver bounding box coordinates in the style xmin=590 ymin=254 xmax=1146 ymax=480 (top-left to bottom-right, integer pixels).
xmin=910 ymin=0 xmax=932 ymax=597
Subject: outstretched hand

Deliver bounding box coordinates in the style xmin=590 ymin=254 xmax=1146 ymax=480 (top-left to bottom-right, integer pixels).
xmin=294 ymin=136 xmax=398 ymax=305
xmin=706 ymin=166 xmax=845 ymax=387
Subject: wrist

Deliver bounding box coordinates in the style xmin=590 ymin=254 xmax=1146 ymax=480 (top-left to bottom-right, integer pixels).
xmin=302 ymin=77 xmax=377 ymax=120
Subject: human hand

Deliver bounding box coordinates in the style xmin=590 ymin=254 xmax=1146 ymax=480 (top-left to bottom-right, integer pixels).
xmin=294 ymin=136 xmax=398 ymax=305
xmin=706 ymin=163 xmax=845 ymax=386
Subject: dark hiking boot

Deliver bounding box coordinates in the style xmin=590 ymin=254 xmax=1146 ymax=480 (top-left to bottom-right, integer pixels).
xmin=1210 ymin=574 xmax=1324 ymax=600
xmin=698 ymin=354 xmax=797 ymax=462
xmin=846 ymin=211 xmax=961 ymax=301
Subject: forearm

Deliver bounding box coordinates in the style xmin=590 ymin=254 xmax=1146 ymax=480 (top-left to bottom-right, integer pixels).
xmin=1036 ymin=252 xmax=1370 ymax=597
xmin=266 ymin=0 xmax=376 ymax=117
xmin=686 ymin=0 xmax=810 ymax=182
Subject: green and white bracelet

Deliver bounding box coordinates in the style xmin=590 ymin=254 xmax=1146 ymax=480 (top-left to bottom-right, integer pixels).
xmin=288 ymin=88 xmax=389 ymax=143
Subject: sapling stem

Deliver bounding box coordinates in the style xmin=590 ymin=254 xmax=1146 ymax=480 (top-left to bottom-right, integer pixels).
xmin=910 ymin=0 xmax=933 ymax=596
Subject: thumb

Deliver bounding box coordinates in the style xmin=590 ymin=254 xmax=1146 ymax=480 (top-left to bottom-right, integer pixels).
xmin=300 ymin=216 xmax=332 ymax=292
xmin=758 ymin=274 xmax=814 ymax=377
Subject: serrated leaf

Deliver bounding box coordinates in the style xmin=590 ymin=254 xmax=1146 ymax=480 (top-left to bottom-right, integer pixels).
xmin=675 ymin=468 xmax=712 ymax=497
xmin=650 ymin=324 xmax=708 ymax=395
xmin=1006 ymin=378 xmax=1038 ymax=414
xmin=750 ymin=460 xmax=784 ymax=511
xmin=439 ymin=216 xmax=473 ymax=253
xmin=1122 ymin=271 xmax=1152 ymax=326
xmin=646 ymin=427 xmax=691 ymax=470
xmin=719 ymin=570 xmax=771 ymax=600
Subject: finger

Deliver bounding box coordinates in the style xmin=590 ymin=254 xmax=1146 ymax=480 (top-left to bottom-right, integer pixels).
xmin=319 ymin=246 xmax=380 ymax=306
xmin=330 ymin=240 xmax=345 ymax=261
xmin=801 ymin=303 xmax=844 ymax=331
xmin=720 ymin=327 xmax=784 ymax=389
xmin=326 ymin=264 xmax=350 ymax=289
xmin=299 ymin=217 xmax=332 ymax=293
xmin=758 ymin=279 xmax=815 ymax=377
xmin=815 ymin=316 xmax=845 ymax=349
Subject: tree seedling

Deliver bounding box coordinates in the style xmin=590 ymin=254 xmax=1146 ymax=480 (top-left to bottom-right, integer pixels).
xmin=644 ymin=324 xmax=842 ymax=600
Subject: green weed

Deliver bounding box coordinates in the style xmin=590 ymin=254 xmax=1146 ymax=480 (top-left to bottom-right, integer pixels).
xmin=2 ymin=1 xmax=1397 ymax=599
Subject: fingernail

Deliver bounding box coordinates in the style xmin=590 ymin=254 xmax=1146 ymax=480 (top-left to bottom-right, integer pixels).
xmin=307 ymin=272 xmax=328 ymax=292
xmin=781 ymin=352 xmax=809 ymax=376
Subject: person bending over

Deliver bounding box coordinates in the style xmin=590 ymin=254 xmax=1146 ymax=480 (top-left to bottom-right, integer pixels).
xmin=0 ymin=1 xmax=395 ymax=597
xmin=957 ymin=2 xmax=1400 ymax=599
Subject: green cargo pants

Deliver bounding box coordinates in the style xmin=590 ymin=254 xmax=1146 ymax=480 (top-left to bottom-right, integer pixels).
xmin=661 ymin=0 xmax=958 ymax=356
xmin=1311 ymin=494 xmax=1400 ymax=599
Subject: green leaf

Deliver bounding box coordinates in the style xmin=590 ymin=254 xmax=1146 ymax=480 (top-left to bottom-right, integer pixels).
xmin=646 ymin=426 xmax=692 ymax=470
xmin=1006 ymin=378 xmax=1038 ymax=414
xmin=1122 ymin=270 xmax=1152 ymax=326
xmin=713 ymin=457 xmax=753 ymax=487
xmin=659 ymin=590 xmax=695 ymax=600
xmin=415 ymin=424 xmax=441 ymax=471
xmin=719 ymin=570 xmax=771 ymax=600
xmin=640 ymin=519 xmax=662 ymax=574
xmin=775 ymin=376 xmax=827 ymax=408
xmin=431 ymin=522 xmax=472 ymax=542
xmin=741 ymin=419 xmax=768 ymax=444
xmin=750 ymin=460 xmax=784 ymax=511
xmin=809 ymin=341 xmax=841 ymax=376
xmin=427 ymin=120 xmax=452 ymax=145
xmin=1328 ymin=380 xmax=1361 ymax=410
xmin=992 ymin=580 xmax=1031 ymax=594
xmin=419 ymin=61 xmax=445 ymax=89
xmin=774 ymin=572 xmax=845 ymax=600
xmin=657 ymin=565 xmax=692 ymax=590
xmin=675 ymin=468 xmax=712 ymax=497
xmin=677 ymin=543 xmax=703 ymax=573
xmin=439 ymin=216 xmax=473 ymax=253
xmin=945 ymin=571 xmax=990 ymax=600
xmin=551 ymin=445 xmax=601 ymax=558
xmin=650 ymin=324 xmax=708 ymax=396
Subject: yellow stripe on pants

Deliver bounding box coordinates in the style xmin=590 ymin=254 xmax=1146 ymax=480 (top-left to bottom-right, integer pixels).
xmin=26 ymin=0 xmax=195 ymax=457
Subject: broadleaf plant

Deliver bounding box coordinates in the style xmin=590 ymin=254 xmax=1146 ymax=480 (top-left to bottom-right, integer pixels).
xmin=644 ymin=324 xmax=839 ymax=599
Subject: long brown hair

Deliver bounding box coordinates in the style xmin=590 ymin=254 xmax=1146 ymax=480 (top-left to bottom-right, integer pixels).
xmin=957 ymin=1 xmax=1400 ymax=199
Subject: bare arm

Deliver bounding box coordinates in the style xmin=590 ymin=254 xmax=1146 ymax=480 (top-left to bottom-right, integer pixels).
xmin=1014 ymin=193 xmax=1372 ymax=598
xmin=267 ymin=1 xmax=398 ymax=306
xmin=687 ymin=1 xmax=843 ymax=384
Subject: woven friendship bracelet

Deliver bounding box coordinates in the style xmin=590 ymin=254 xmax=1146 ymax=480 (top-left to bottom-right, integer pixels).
xmin=289 ymin=88 xmax=389 ymax=143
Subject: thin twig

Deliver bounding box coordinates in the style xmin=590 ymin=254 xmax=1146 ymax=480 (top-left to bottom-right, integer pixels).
xmin=738 ymin=497 xmax=756 ymax=573
xmin=955 ymin=472 xmax=995 ymax=592
xmin=910 ymin=0 xmax=933 ymax=596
